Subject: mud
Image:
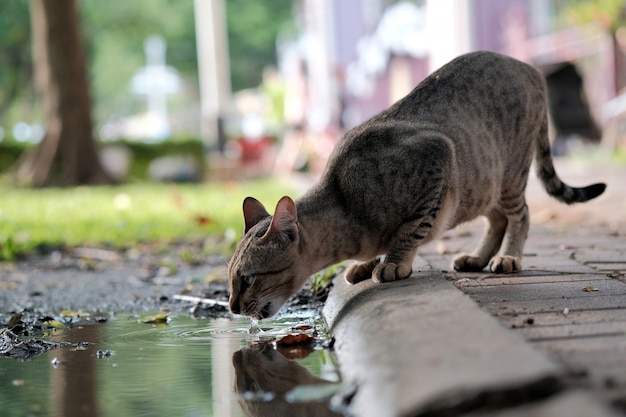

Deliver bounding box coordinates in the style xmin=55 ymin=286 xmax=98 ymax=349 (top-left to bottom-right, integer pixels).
xmin=0 ymin=241 xmax=331 ymax=360
xmin=0 ymin=241 xmax=327 ymax=314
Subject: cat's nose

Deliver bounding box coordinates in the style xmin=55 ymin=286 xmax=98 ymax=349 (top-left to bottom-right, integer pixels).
xmin=229 ymin=297 xmax=241 ymax=314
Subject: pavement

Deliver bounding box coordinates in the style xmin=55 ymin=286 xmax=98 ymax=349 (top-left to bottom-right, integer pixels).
xmin=323 ymin=159 xmax=626 ymax=417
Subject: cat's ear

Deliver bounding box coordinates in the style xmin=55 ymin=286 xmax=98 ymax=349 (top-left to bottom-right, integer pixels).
xmin=243 ymin=197 xmax=270 ymax=233
xmin=267 ymin=196 xmax=298 ymax=240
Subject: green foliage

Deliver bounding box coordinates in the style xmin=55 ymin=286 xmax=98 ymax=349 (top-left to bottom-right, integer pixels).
xmin=0 ymin=139 xmax=204 ymax=181
xmin=118 ymin=139 xmax=206 ymax=180
xmin=226 ymin=0 xmax=296 ymax=91
xmin=0 ymin=1 xmax=295 ymax=133
xmin=0 ymin=235 xmax=17 ymax=262
xmin=310 ymin=262 xmax=346 ymax=295
xmin=0 ymin=2 xmax=39 ymax=125
xmin=0 ymin=179 xmax=294 ymax=261
xmin=0 ymin=141 xmax=26 ymax=175
xmin=555 ymin=0 xmax=626 ymax=31
xmin=80 ymin=0 xmax=199 ymax=125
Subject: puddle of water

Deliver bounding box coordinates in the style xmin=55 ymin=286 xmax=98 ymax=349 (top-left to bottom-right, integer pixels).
xmin=0 ymin=312 xmax=344 ymax=417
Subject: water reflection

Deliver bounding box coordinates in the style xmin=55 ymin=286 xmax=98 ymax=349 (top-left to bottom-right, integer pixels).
xmin=52 ymin=324 xmax=102 ymax=417
xmin=0 ymin=314 xmax=342 ymax=417
xmin=233 ymin=343 xmax=342 ymax=417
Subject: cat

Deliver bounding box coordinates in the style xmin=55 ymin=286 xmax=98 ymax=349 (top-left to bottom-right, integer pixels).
xmin=228 ymin=51 xmax=606 ymax=319
xmin=233 ymin=344 xmax=341 ymax=417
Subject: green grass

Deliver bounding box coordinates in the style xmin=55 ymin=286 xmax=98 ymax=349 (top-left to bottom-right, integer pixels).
xmin=0 ymin=179 xmax=295 ymax=260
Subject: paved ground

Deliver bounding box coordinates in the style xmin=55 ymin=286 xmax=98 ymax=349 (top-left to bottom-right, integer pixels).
xmin=426 ymin=160 xmax=626 ymax=405
xmin=325 ymin=159 xmax=626 ymax=416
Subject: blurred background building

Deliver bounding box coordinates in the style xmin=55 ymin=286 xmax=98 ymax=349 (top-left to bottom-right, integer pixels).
xmin=1 ymin=0 xmax=624 ymax=181
xmin=289 ymin=0 xmax=613 ymax=141
xmin=255 ymin=0 xmax=617 ymax=173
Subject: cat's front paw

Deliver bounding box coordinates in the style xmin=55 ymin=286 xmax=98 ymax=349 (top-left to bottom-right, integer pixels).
xmin=345 ymin=259 xmax=380 ymax=284
xmin=372 ymin=262 xmax=412 ymax=283
xmin=452 ymin=254 xmax=488 ymax=272
xmin=488 ymin=256 xmax=522 ymax=273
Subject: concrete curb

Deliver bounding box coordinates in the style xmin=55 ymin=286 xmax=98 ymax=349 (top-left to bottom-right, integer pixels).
xmin=477 ymin=390 xmax=623 ymax=417
xmin=323 ymin=257 xmax=564 ymax=417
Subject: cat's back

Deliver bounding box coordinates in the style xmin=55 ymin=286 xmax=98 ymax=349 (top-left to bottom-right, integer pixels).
xmin=329 ymin=51 xmax=546 ymax=164
xmin=380 ymin=51 xmax=546 ymax=129
xmin=316 ymin=51 xmax=547 ymax=227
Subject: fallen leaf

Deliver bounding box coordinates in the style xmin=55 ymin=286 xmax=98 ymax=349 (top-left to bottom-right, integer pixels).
xmin=7 ymin=313 xmax=23 ymax=330
xmin=1 ymin=330 xmax=70 ymax=359
xmin=277 ymin=345 xmax=314 ymax=360
xmin=193 ymin=215 xmax=212 ymax=226
xmin=582 ymin=286 xmax=600 ymax=292
xmin=276 ymin=333 xmax=313 ymax=346
xmin=96 ymin=350 xmax=114 ymax=358
xmin=43 ymin=319 xmax=65 ymax=329
xmin=143 ymin=313 xmax=169 ymax=325
xmin=59 ymin=309 xmax=89 ymax=318
xmin=170 ymin=191 xmax=185 ymax=208
xmin=74 ymin=247 xmax=121 ymax=262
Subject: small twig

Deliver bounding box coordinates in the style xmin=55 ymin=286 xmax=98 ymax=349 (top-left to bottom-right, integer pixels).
xmin=172 ymin=294 xmax=229 ymax=307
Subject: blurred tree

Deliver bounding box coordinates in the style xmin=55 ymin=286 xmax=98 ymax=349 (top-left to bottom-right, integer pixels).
xmin=557 ymin=0 xmax=626 ymax=91
xmin=0 ymin=2 xmax=38 ymax=125
xmin=80 ymin=0 xmax=198 ymax=126
xmin=15 ymin=0 xmax=114 ymax=186
xmin=0 ymin=1 xmax=294 ymax=140
xmin=226 ymin=0 xmax=295 ymax=91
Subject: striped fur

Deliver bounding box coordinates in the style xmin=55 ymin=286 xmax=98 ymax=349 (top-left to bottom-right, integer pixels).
xmin=228 ymin=51 xmax=606 ymax=318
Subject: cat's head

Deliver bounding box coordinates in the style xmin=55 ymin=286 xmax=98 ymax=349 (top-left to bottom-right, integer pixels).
xmin=228 ymin=196 xmax=309 ymax=319
xmin=233 ymin=344 xmax=336 ymax=417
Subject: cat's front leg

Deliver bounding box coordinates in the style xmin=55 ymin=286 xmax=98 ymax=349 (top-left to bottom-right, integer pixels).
xmin=488 ymin=255 xmax=522 ymax=273
xmin=345 ymin=258 xmax=380 ymax=284
xmin=372 ymin=261 xmax=413 ymax=283
xmin=372 ymin=213 xmax=439 ymax=283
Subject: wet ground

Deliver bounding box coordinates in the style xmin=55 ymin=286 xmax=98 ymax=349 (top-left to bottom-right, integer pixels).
xmin=1 ymin=158 xmax=623 ymax=417
xmin=0 ymin=243 xmax=344 ymax=417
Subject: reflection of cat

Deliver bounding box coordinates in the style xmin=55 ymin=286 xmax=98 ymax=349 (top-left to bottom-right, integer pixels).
xmin=229 ymin=51 xmax=606 ymax=319
xmin=232 ymin=344 xmax=341 ymax=417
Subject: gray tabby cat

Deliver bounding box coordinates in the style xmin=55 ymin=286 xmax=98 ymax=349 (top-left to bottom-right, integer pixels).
xmin=228 ymin=51 xmax=606 ymax=319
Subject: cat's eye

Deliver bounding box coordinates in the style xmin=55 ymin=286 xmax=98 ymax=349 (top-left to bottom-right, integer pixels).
xmin=242 ymin=274 xmax=255 ymax=286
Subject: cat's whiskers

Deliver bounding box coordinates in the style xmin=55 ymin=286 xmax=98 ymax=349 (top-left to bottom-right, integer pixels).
xmin=215 ymin=253 xmax=230 ymax=266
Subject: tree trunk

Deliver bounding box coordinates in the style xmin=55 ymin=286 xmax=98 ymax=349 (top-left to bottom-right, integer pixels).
xmin=15 ymin=0 xmax=114 ymax=187
xmin=612 ymin=32 xmax=626 ymax=93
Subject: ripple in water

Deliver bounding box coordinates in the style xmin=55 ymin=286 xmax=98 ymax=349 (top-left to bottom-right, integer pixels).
xmin=248 ymin=318 xmax=262 ymax=334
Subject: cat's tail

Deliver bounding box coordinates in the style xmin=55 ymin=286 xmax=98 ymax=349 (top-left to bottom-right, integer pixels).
xmin=535 ymin=121 xmax=606 ymax=205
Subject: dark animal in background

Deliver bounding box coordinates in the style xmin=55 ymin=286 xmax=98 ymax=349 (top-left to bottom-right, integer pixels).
xmin=545 ymin=62 xmax=602 ymax=155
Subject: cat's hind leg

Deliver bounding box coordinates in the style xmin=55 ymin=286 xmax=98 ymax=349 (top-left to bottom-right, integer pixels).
xmin=487 ymin=199 xmax=529 ymax=273
xmin=453 ymin=209 xmax=507 ymax=272
xmin=345 ymin=258 xmax=380 ymax=284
